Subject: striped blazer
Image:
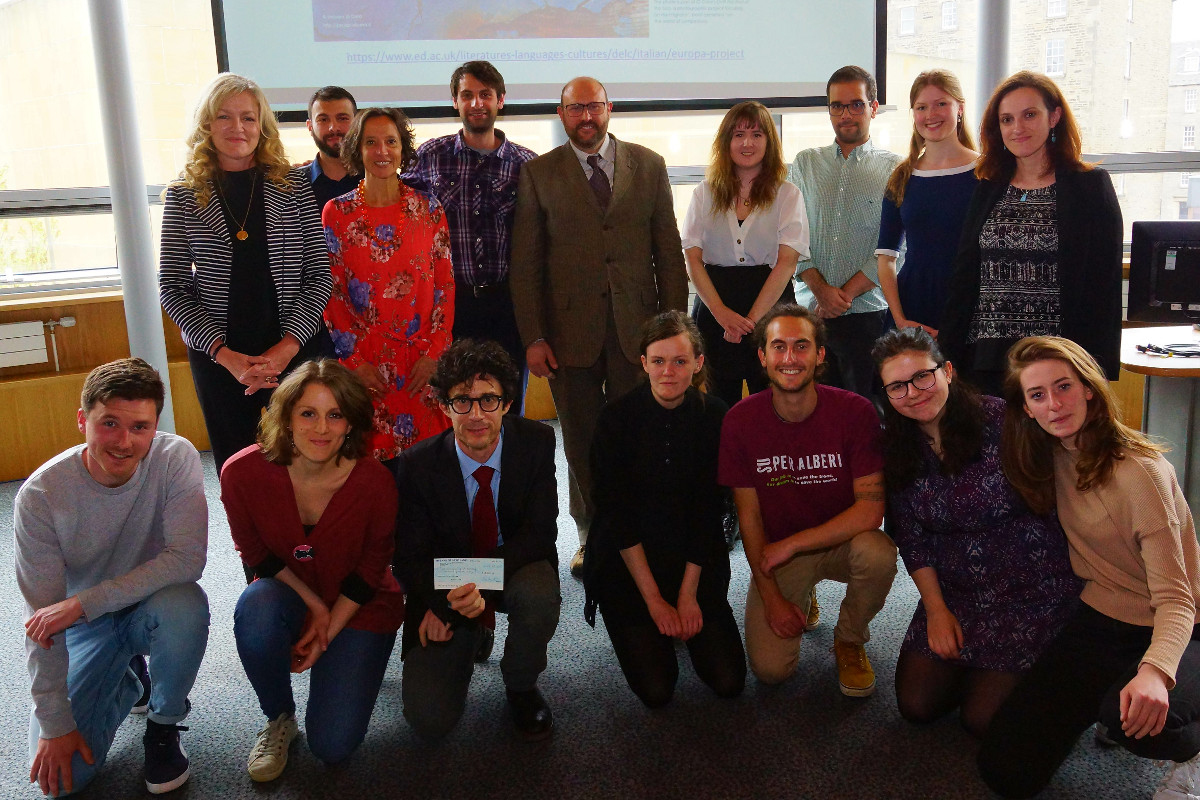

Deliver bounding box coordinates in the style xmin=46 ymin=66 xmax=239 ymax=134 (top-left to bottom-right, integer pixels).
xmin=159 ymin=166 xmax=333 ymax=356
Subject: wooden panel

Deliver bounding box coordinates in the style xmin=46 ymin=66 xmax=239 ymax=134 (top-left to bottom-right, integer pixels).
xmin=0 ymin=372 xmax=89 ymax=482
xmin=168 ymin=361 xmax=210 ymax=452
xmin=1112 ymin=368 xmax=1145 ymax=431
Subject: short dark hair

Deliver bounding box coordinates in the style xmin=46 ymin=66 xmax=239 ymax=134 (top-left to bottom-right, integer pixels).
xmin=81 ymin=358 xmax=165 ymax=417
xmin=257 ymin=359 xmax=374 ymax=465
xmin=450 ymin=61 xmax=506 ymax=98
xmin=308 ymin=86 xmax=357 ymax=118
xmin=826 ymin=65 xmax=878 ymax=104
xmin=753 ymin=303 xmax=827 ymax=352
xmin=340 ymin=107 xmax=416 ymax=176
xmin=429 ymin=339 xmax=521 ymax=405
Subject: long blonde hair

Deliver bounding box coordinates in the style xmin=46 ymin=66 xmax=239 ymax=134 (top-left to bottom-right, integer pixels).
xmin=884 ymin=70 xmax=976 ymax=206
xmin=176 ymin=73 xmax=293 ymax=208
xmin=707 ymin=101 xmax=786 ymax=214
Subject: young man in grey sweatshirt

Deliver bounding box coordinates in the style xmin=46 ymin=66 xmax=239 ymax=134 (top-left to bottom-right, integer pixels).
xmin=15 ymin=358 xmax=209 ymax=796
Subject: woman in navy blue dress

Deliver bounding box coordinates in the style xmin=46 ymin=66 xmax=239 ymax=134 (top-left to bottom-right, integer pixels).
xmin=872 ymin=326 xmax=1080 ymax=736
xmin=876 ymin=70 xmax=978 ymax=335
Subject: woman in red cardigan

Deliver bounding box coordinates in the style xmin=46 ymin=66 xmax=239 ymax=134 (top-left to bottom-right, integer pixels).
xmin=220 ymin=359 xmax=403 ymax=783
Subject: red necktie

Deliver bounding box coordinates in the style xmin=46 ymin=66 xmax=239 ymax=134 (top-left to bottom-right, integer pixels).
xmin=470 ymin=465 xmax=497 ymax=628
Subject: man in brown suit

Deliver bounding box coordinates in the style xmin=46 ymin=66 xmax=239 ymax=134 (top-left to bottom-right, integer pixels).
xmin=510 ymin=76 xmax=688 ymax=578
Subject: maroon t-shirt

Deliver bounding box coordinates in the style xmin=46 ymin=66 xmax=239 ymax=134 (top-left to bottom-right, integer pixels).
xmin=718 ymin=385 xmax=883 ymax=543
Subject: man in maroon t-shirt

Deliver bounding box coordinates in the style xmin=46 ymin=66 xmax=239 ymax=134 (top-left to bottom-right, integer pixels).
xmin=719 ymin=303 xmax=896 ymax=696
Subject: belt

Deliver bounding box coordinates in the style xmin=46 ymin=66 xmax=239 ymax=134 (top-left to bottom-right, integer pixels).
xmin=456 ymin=279 xmax=509 ymax=298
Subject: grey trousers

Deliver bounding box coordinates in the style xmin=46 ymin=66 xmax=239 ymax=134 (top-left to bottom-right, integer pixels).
xmin=402 ymin=561 xmax=561 ymax=739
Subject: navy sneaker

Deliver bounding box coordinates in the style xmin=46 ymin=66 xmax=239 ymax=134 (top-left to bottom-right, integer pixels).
xmin=130 ymin=655 xmax=151 ymax=714
xmin=144 ymin=719 xmax=190 ymax=794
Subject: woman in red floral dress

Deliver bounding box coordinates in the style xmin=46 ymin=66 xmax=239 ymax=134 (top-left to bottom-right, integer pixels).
xmin=323 ymin=108 xmax=454 ymax=466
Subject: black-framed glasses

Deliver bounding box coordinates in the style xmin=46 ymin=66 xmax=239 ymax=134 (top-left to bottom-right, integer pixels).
xmin=446 ymin=393 xmax=504 ymax=414
xmin=562 ymin=102 xmax=608 ymax=117
xmin=828 ymin=100 xmax=868 ymax=117
xmin=883 ymin=365 xmax=943 ymax=399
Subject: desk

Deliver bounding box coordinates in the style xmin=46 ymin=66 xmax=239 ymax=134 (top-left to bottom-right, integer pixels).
xmin=1121 ymin=326 xmax=1200 ymax=510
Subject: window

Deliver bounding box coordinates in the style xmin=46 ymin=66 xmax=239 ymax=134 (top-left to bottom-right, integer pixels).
xmin=1185 ymin=55 xmax=1200 ymax=73
xmin=1184 ymin=173 xmax=1193 ymax=189
xmin=899 ymin=6 xmax=915 ymax=36
xmin=1124 ymin=42 xmax=1132 ymax=80
xmin=1047 ymin=0 xmax=1066 ymax=18
xmin=1186 ymin=89 xmax=1198 ymax=115
xmin=1046 ymin=40 xmax=1065 ymax=76
xmin=1185 ymin=126 xmax=1197 ymax=150
xmin=942 ymin=1 xmax=956 ymax=30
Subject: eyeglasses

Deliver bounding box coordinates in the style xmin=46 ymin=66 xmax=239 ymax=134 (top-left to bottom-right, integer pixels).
xmin=828 ymin=100 xmax=869 ymax=117
xmin=446 ymin=393 xmax=504 ymax=414
xmin=883 ymin=365 xmax=943 ymax=399
xmin=562 ymin=102 xmax=608 ymax=117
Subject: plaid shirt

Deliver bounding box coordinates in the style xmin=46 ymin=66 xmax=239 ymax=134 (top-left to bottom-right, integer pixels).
xmin=403 ymin=130 xmax=537 ymax=286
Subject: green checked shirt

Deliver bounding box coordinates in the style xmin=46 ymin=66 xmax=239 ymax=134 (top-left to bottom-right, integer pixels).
xmin=786 ymin=139 xmax=901 ymax=316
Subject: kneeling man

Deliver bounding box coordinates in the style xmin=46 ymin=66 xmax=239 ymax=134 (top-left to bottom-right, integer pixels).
xmin=395 ymin=339 xmax=560 ymax=740
xmin=719 ymin=304 xmax=896 ymax=695
xmin=16 ymin=358 xmax=209 ymax=795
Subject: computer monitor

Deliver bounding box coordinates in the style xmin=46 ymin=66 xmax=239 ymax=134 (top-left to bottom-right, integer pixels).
xmin=1128 ymin=220 xmax=1200 ymax=324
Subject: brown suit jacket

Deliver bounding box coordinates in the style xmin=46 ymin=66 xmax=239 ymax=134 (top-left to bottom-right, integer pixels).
xmin=509 ymin=136 xmax=688 ymax=367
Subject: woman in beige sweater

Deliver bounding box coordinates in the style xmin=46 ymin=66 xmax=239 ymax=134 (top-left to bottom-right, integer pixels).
xmin=975 ymin=335 xmax=1200 ymax=799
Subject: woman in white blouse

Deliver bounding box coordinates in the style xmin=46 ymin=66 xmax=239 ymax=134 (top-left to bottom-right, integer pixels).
xmin=682 ymin=101 xmax=810 ymax=407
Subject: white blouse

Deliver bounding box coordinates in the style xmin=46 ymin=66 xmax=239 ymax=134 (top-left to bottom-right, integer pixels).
xmin=680 ymin=179 xmax=810 ymax=268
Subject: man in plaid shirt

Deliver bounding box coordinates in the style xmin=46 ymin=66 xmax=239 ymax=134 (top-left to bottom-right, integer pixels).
xmin=404 ymin=61 xmax=537 ymax=413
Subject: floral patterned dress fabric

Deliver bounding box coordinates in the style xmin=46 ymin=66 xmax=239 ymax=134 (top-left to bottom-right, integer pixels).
xmin=323 ymin=179 xmax=454 ymax=460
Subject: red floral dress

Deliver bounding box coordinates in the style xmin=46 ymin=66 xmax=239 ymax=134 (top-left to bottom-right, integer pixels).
xmin=323 ymin=179 xmax=454 ymax=460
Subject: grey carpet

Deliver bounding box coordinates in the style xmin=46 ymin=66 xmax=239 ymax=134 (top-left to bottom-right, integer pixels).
xmin=0 ymin=422 xmax=1164 ymax=798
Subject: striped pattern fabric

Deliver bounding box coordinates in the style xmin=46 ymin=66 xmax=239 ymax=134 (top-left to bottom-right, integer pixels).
xmin=159 ymin=166 xmax=333 ymax=355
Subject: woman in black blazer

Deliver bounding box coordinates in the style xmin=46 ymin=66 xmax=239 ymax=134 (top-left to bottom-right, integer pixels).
xmin=938 ymin=71 xmax=1122 ymax=396
xmin=160 ymin=73 xmax=333 ymax=475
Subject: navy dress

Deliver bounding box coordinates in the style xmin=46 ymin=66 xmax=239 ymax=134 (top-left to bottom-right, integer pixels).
xmin=888 ymin=396 xmax=1081 ymax=671
xmin=876 ymin=164 xmax=978 ymax=331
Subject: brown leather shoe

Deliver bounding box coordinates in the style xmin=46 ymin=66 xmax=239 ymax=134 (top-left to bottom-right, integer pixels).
xmin=506 ymin=688 xmax=553 ymax=741
xmin=569 ymin=546 xmax=586 ymax=580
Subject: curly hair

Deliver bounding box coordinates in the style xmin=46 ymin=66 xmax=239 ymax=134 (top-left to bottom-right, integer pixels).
xmin=885 ymin=70 xmax=976 ymax=207
xmin=428 ymin=338 xmax=521 ymax=406
xmin=175 ymin=73 xmax=293 ymax=208
xmin=706 ymin=101 xmax=786 ymax=215
xmin=81 ymin=358 xmax=165 ymax=417
xmin=976 ymin=70 xmax=1092 ymax=182
xmin=1000 ymin=336 xmax=1164 ymax=514
xmin=340 ymin=108 xmax=416 ymax=177
xmin=871 ymin=327 xmax=984 ymax=489
xmin=258 ymin=360 xmax=374 ymax=465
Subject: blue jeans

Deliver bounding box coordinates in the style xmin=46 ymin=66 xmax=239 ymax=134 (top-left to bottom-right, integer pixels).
xmin=233 ymin=578 xmax=396 ymax=764
xmin=27 ymin=582 xmax=210 ymax=796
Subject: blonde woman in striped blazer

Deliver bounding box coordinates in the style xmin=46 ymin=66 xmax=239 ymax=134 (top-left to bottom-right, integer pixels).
xmin=160 ymin=73 xmax=333 ymax=475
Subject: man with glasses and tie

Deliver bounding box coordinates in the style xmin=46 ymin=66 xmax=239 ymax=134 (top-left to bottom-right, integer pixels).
xmin=510 ymin=75 xmax=688 ymax=580
xmin=394 ymin=338 xmax=561 ymax=742
xmin=787 ymin=65 xmax=901 ymax=401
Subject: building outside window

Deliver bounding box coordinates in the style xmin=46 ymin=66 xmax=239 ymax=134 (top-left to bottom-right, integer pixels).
xmin=942 ymin=1 xmax=957 ymax=30
xmin=1185 ymin=125 xmax=1197 ymax=150
xmin=1185 ymin=54 xmax=1200 ymax=73
xmin=1046 ymin=39 xmax=1065 ymax=76
xmin=1187 ymin=88 xmax=1198 ymax=114
xmin=899 ymin=5 xmax=915 ymax=35
xmin=1047 ymin=0 xmax=1067 ymax=18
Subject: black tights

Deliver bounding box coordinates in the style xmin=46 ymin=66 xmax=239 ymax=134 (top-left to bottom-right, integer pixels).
xmin=895 ymin=650 xmax=1022 ymax=738
xmin=600 ymin=603 xmax=746 ymax=709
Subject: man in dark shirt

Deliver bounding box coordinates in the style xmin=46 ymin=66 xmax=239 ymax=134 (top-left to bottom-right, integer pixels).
xmin=403 ymin=61 xmax=537 ymax=413
xmin=306 ymin=85 xmax=359 ymax=213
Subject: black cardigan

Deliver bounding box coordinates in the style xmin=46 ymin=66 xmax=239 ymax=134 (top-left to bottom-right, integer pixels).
xmin=938 ymin=166 xmax=1123 ymax=380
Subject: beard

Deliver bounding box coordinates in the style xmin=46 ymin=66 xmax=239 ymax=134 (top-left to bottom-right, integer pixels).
xmin=460 ymin=108 xmax=497 ymax=136
xmin=767 ymin=370 xmax=814 ymax=395
xmin=312 ymin=132 xmax=341 ymax=160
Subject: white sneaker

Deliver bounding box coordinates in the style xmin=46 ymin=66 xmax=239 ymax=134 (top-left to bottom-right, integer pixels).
xmin=1155 ymin=752 xmax=1200 ymax=800
xmin=247 ymin=713 xmax=298 ymax=783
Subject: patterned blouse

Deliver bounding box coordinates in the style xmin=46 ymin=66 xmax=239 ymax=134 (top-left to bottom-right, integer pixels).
xmin=968 ymin=183 xmax=1060 ymax=369
xmin=323 ymin=178 xmax=454 ymax=461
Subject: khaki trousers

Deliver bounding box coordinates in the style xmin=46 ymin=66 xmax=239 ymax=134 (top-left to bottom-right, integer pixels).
xmin=745 ymin=529 xmax=897 ymax=684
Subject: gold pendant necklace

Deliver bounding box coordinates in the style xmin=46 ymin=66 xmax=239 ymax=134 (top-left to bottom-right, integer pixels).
xmin=214 ymin=170 xmax=257 ymax=241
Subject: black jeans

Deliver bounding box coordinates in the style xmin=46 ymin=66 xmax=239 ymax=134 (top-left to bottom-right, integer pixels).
xmin=821 ymin=310 xmax=886 ymax=402
xmin=978 ymin=603 xmax=1200 ymax=798
xmin=452 ymin=280 xmax=527 ymax=416
xmin=600 ymin=600 xmax=746 ymax=708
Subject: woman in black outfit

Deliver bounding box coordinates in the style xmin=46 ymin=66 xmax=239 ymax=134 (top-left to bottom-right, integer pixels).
xmin=584 ymin=311 xmax=746 ymax=708
xmin=938 ymin=70 xmax=1122 ymax=397
xmin=160 ymin=73 xmax=333 ymax=476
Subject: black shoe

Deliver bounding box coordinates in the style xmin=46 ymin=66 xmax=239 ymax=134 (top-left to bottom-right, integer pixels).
xmin=506 ymin=688 xmax=553 ymax=741
xmin=144 ymin=719 xmax=190 ymax=794
xmin=130 ymin=655 xmax=151 ymax=714
xmin=474 ymin=627 xmax=495 ymax=663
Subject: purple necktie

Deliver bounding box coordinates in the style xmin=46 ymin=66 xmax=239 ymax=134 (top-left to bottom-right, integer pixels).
xmin=587 ymin=154 xmax=611 ymax=210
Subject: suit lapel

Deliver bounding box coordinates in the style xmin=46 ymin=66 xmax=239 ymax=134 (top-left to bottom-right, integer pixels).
xmin=496 ymin=418 xmax=524 ymax=532
xmin=196 ymin=181 xmax=230 ymax=241
xmin=263 ymin=176 xmax=285 ymax=300
xmin=609 ymin=136 xmax=637 ymax=209
xmin=553 ymin=143 xmax=603 ymax=214
xmin=438 ymin=431 xmax=474 ymax=554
